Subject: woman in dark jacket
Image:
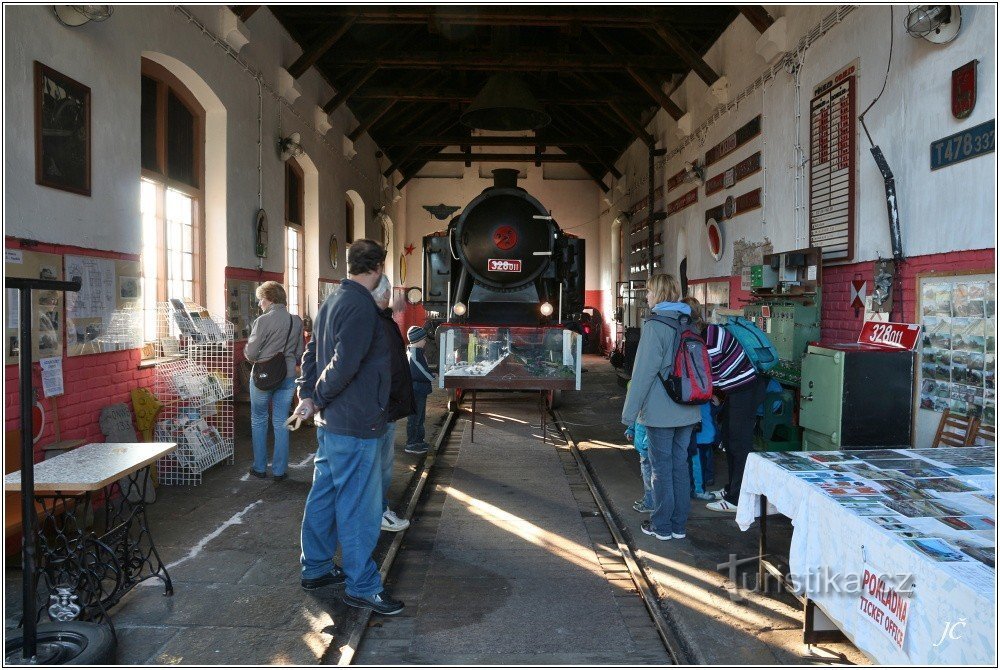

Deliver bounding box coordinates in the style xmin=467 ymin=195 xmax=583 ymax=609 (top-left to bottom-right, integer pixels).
xmin=244 ymin=281 xmax=303 ymax=480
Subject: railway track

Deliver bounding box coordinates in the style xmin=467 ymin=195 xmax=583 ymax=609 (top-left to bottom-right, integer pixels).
xmin=324 ymin=395 xmax=692 ymax=665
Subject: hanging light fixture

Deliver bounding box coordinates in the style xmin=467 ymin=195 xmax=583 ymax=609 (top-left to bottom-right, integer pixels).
xmin=460 ymin=73 xmax=551 ymax=132
xmin=53 ymin=5 xmax=113 ymax=27
xmin=278 ymin=132 xmax=304 ymax=161
xmin=904 ymin=5 xmax=962 ymax=44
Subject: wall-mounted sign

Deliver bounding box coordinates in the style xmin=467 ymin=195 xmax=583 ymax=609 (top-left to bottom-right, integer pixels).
xmin=666 ymin=169 xmax=687 ymax=192
xmin=704 ymin=115 xmax=761 ymax=167
xmin=705 ymin=152 xmax=762 ymax=196
xmin=857 ymin=321 xmax=920 ymax=351
xmin=706 ymin=219 xmax=724 ymax=261
xmin=809 ymin=61 xmax=858 ymax=263
xmin=952 ymin=60 xmax=978 ymax=119
xmin=666 ymin=188 xmax=698 ymax=216
xmin=423 ymin=203 xmax=461 ymax=220
xmin=930 ymin=119 xmax=995 ymax=171
xmin=705 ymin=188 xmax=762 ymax=222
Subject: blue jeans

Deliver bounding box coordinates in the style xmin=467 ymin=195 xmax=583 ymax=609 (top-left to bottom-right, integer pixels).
xmin=300 ymin=428 xmax=384 ymax=597
xmin=378 ymin=422 xmax=397 ymax=511
xmin=699 ymin=445 xmax=715 ymax=484
xmin=406 ymin=386 xmax=430 ymax=445
xmin=646 ymin=424 xmax=696 ymax=536
xmin=249 ymin=377 xmax=296 ymax=476
xmin=638 ymin=451 xmax=653 ymax=509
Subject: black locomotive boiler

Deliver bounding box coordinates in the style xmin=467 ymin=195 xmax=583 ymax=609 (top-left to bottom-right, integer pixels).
xmin=421 ymin=169 xmax=585 ymax=328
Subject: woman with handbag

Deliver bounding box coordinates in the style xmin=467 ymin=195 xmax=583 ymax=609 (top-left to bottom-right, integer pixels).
xmin=244 ymin=281 xmax=304 ymax=481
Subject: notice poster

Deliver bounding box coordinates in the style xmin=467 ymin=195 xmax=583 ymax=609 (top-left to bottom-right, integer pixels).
xmin=39 ymin=356 xmax=64 ymax=397
xmin=859 ymin=564 xmax=911 ymax=651
xmin=918 ymin=274 xmax=996 ymax=428
xmin=5 ymin=249 xmax=65 ymax=363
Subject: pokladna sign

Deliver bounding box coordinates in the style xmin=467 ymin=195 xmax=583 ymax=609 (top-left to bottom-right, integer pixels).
xmin=859 ymin=565 xmax=911 ymax=651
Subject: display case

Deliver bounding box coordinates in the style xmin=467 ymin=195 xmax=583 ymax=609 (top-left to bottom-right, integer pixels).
xmin=437 ymin=325 xmax=582 ymax=390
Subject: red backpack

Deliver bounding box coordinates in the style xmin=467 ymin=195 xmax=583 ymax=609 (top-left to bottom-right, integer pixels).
xmin=648 ymin=314 xmax=714 ymax=405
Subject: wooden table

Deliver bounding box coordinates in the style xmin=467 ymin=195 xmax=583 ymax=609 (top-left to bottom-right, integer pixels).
xmin=5 ymin=443 xmax=176 ymax=626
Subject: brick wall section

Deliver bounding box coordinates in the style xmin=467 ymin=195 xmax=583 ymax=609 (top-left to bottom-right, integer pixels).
xmin=821 ymin=248 xmax=996 ymax=343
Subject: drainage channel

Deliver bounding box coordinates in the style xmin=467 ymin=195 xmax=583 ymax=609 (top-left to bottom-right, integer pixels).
xmin=326 ymin=397 xmax=689 ymax=665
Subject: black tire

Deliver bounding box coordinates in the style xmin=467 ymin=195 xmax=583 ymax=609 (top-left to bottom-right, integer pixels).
xmin=5 ymin=621 xmax=116 ymax=665
xmin=547 ymin=389 xmax=563 ymax=410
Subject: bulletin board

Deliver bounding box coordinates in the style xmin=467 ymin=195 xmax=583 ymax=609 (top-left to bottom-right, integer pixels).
xmin=5 ymin=248 xmax=65 ymax=364
xmin=64 ymin=255 xmax=142 ymax=356
xmin=915 ymin=271 xmax=996 ymax=445
xmin=318 ymin=279 xmax=339 ymax=308
xmin=225 ymin=279 xmax=262 ymax=340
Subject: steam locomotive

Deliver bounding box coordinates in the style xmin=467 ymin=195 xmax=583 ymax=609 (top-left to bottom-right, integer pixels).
xmin=421 ymin=169 xmax=585 ymax=328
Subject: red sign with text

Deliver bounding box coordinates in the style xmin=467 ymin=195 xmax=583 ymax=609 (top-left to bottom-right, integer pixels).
xmin=858 ymin=321 xmax=920 ymax=350
xmin=488 ymin=258 xmax=521 ymax=273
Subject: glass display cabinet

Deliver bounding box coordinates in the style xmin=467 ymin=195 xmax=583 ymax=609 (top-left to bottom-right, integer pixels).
xmin=437 ymin=325 xmax=582 ymax=391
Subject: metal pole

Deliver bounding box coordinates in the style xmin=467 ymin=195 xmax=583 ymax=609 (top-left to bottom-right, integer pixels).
xmin=19 ymin=286 xmax=37 ymax=660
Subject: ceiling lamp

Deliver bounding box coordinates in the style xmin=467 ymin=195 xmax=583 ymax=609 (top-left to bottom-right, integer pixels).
xmin=278 ymin=133 xmax=304 ymax=161
xmin=905 ymin=5 xmax=962 ymax=44
xmin=53 ymin=5 xmax=113 ymax=27
xmin=460 ymin=73 xmax=551 ymax=132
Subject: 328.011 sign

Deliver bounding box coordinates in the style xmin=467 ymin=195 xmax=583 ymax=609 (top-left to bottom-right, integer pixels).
xmin=930 ymin=119 xmax=995 ymax=170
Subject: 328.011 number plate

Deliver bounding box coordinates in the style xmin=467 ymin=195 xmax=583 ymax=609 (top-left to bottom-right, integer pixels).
xmin=930 ymin=119 xmax=995 ymax=171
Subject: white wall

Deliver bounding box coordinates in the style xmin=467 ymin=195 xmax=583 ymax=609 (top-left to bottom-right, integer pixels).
xmin=4 ymin=5 xmax=389 ymax=314
xmin=401 ymin=165 xmax=602 ymax=291
xmin=603 ymin=4 xmax=997 ymax=291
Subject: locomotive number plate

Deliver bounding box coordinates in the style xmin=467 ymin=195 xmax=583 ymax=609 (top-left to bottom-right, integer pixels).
xmin=488 ymin=259 xmax=521 ymax=272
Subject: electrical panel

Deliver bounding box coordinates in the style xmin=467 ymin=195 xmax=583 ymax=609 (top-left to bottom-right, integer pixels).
xmin=743 ymin=300 xmax=821 ymax=386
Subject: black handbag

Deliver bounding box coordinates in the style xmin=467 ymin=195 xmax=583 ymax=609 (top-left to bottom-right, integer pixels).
xmin=251 ymin=315 xmax=294 ymax=391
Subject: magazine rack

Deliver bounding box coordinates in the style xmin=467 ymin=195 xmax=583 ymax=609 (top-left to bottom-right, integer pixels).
xmin=152 ymin=301 xmax=234 ymax=485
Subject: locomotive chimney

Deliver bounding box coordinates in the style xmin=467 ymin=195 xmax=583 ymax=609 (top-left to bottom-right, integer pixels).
xmin=491 ymin=168 xmax=519 ymax=189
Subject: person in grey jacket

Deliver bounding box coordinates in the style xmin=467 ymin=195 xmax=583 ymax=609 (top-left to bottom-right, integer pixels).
xmin=244 ymin=281 xmax=304 ymax=481
xmin=621 ymin=273 xmax=701 ymax=542
xmin=291 ymin=239 xmax=404 ymax=616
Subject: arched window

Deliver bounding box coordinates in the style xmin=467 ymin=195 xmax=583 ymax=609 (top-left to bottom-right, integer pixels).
xmin=285 ymin=158 xmax=304 ymax=315
xmin=140 ymin=58 xmax=205 ymax=339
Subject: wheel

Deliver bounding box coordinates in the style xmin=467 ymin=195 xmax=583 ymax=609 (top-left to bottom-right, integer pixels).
xmin=5 ymin=621 xmax=116 ymax=665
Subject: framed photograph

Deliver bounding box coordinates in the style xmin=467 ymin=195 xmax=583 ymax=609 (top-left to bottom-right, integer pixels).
xmin=34 ymin=61 xmax=91 ymax=196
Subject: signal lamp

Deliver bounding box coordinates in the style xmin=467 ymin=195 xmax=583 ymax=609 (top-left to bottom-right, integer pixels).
xmin=540 ymin=302 xmax=554 ymax=316
xmin=453 ymin=302 xmax=467 ymax=316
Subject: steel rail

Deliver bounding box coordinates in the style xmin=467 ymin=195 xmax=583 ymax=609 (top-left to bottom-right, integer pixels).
xmin=330 ymin=408 xmax=460 ymax=665
xmin=550 ymin=408 xmax=698 ymax=665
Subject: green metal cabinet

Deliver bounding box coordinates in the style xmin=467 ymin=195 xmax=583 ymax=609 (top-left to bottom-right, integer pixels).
xmin=799 ymin=344 xmax=915 ymax=451
xmin=743 ymin=300 xmax=821 ymax=386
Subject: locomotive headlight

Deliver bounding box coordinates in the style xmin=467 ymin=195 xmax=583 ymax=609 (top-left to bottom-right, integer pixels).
xmin=540 ymin=302 xmax=554 ymax=316
xmin=453 ymin=302 xmax=467 ymax=316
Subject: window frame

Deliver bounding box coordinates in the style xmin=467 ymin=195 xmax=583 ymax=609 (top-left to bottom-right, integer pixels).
xmin=285 ymin=159 xmax=305 ymax=315
xmin=140 ymin=58 xmax=206 ymax=312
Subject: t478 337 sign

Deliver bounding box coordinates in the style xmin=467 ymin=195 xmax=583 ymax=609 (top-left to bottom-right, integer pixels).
xmin=930 ymin=119 xmax=995 ymax=170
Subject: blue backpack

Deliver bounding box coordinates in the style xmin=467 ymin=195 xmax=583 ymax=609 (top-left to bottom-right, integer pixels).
xmin=722 ymin=316 xmax=779 ymax=373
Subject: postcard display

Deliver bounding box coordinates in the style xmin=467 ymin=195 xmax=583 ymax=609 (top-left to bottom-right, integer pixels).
xmin=737 ymin=447 xmax=996 ymax=664
xmin=917 ymin=273 xmax=996 ymax=433
xmin=153 ymin=300 xmax=234 ymax=485
xmin=64 ymin=254 xmax=143 ymax=356
xmin=438 ymin=326 xmax=582 ymax=391
xmin=5 ymin=249 xmax=65 ymax=363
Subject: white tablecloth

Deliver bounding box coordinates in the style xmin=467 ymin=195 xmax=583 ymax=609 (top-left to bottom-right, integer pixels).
xmin=736 ymin=448 xmax=996 ymax=665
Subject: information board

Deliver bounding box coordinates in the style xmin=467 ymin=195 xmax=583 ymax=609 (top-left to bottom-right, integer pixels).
xmin=810 ymin=62 xmax=858 ymax=262
xmin=64 ymin=255 xmax=141 ymax=356
xmin=5 ymin=249 xmax=65 ymax=363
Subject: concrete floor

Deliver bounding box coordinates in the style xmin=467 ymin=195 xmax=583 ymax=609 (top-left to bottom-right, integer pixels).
xmin=4 ymin=355 xmax=869 ymax=664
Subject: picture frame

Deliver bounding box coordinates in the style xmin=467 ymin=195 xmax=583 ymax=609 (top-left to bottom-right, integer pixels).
xmin=34 ymin=61 xmax=91 ymax=196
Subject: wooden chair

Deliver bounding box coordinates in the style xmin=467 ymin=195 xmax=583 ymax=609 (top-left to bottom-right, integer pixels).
xmin=931 ymin=409 xmax=977 ymax=448
xmin=966 ymin=419 xmax=996 ymax=446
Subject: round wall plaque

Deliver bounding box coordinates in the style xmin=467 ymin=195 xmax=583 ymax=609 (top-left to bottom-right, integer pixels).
xmin=707 ymin=218 xmax=724 ymax=261
xmin=329 ymin=235 xmax=339 ymax=269
xmin=254 ymin=209 xmax=268 ymax=258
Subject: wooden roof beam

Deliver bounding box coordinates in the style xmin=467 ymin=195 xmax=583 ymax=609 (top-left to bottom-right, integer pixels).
xmin=609 ymin=100 xmax=654 ymax=147
xmin=740 ymin=7 xmax=776 ymax=34
xmin=322 ymin=65 xmax=379 ymax=114
xmin=626 ymin=68 xmax=684 ymax=121
xmin=347 ymin=100 xmax=398 ymax=143
xmin=651 ymin=22 xmax=720 ymax=86
xmin=230 ymin=6 xmax=259 ymax=22
xmin=287 ymin=15 xmax=358 ymax=78
xmin=319 ymin=52 xmax=688 ymax=72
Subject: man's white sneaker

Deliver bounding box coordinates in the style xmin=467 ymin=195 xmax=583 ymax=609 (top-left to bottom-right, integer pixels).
xmin=706 ymin=499 xmax=738 ymax=513
xmin=708 ymin=488 xmax=726 ymax=501
xmin=381 ymin=509 xmax=410 ymax=532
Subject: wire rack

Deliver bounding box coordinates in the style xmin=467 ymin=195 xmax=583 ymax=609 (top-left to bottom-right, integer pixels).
xmin=97 ymin=308 xmax=145 ymax=352
xmin=153 ymin=302 xmax=234 ymax=485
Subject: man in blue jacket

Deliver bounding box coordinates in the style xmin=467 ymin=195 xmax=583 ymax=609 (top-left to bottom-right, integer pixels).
xmin=292 ymin=239 xmax=403 ymax=616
